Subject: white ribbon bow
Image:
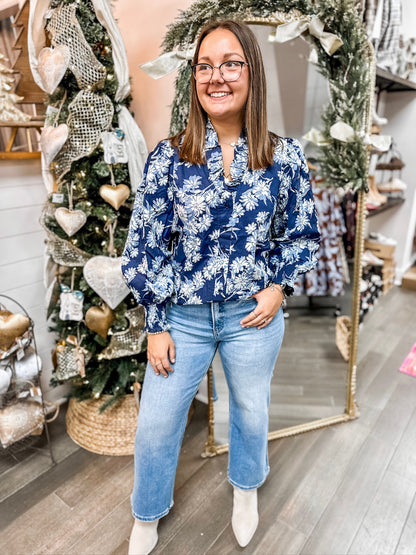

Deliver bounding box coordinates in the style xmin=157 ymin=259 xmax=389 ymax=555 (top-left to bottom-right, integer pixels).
xmin=329 ymin=121 xmax=356 ymax=142
xmin=303 ymin=127 xmax=331 ymax=147
xmin=269 ymin=14 xmax=343 ymax=56
xmin=304 ymin=121 xmax=391 ymax=152
xmin=330 ymin=121 xmax=391 ymax=151
xmin=140 ymin=45 xmax=196 ymax=79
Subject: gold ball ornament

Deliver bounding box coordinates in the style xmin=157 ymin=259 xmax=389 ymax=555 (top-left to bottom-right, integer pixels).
xmin=0 ymin=310 xmax=31 ymax=351
xmin=99 ymin=184 xmax=130 ymax=210
xmin=85 ymin=303 xmax=115 ymax=338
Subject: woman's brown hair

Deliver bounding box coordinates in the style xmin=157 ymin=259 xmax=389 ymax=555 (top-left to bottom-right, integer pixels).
xmin=171 ymin=19 xmax=278 ymax=169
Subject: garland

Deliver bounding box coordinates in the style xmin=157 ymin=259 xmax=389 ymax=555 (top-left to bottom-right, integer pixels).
xmin=162 ymin=0 xmax=373 ymax=191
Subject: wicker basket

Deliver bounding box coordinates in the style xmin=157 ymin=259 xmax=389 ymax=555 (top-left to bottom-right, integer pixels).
xmin=66 ymin=394 xmax=138 ymax=456
xmin=336 ymin=315 xmax=351 ymax=362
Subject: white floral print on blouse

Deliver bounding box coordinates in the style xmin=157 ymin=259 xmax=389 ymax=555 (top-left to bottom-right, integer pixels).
xmin=122 ymin=120 xmax=320 ymax=333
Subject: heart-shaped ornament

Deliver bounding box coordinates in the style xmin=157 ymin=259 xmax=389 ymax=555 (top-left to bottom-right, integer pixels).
xmin=38 ymin=45 xmax=71 ymax=95
xmin=40 ymin=124 xmax=69 ymax=166
xmin=55 ymin=207 xmax=87 ymax=237
xmin=0 ymin=310 xmax=31 ymax=351
xmin=83 ymin=256 xmax=130 ymax=310
xmin=85 ymin=303 xmax=115 ymax=338
xmin=99 ymin=184 xmax=130 ymax=210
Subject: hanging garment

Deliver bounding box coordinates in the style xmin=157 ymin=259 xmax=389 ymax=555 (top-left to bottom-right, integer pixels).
xmin=363 ymin=0 xmax=383 ymax=44
xmin=377 ymin=0 xmax=402 ymax=73
xmin=294 ymin=183 xmax=347 ymax=297
xmin=341 ymin=191 xmax=356 ymax=260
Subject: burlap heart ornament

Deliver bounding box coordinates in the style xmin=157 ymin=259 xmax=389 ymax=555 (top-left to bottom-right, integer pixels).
xmin=55 ymin=207 xmax=87 ymax=237
xmin=38 ymin=45 xmax=71 ymax=94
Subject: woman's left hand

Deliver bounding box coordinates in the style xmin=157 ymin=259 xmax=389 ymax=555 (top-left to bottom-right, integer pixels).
xmin=240 ymin=286 xmax=284 ymax=329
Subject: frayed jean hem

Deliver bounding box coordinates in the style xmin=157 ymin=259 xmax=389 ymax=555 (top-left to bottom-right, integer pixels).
xmin=132 ymin=501 xmax=173 ymax=522
xmin=228 ymin=466 xmax=270 ymax=490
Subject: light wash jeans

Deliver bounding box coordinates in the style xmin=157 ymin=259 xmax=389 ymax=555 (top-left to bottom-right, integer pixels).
xmin=131 ymin=298 xmax=285 ymax=521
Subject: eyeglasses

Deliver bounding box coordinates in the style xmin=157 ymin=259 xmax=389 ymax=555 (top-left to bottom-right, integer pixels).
xmin=191 ymin=60 xmax=248 ymax=84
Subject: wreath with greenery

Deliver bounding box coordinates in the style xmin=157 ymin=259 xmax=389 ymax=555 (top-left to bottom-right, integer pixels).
xmin=162 ymin=0 xmax=373 ymax=192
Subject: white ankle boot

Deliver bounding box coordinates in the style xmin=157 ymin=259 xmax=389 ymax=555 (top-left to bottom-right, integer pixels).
xmin=231 ymin=487 xmax=259 ymax=547
xmin=128 ymin=518 xmax=159 ymax=555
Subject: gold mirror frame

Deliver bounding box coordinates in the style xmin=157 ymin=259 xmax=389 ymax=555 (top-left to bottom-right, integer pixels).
xmin=162 ymin=4 xmax=376 ymax=456
xmin=203 ymin=194 xmax=368 ymax=457
xmin=200 ymin=22 xmax=375 ymax=458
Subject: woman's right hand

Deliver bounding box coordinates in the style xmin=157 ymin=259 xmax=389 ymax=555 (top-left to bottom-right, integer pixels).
xmin=147 ymin=332 xmax=176 ymax=377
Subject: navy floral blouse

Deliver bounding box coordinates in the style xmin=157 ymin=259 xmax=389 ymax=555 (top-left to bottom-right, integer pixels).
xmin=122 ymin=120 xmax=320 ymax=333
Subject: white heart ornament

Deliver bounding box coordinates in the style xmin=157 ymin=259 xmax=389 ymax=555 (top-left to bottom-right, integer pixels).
xmin=38 ymin=45 xmax=71 ymax=95
xmin=83 ymin=256 xmax=130 ymax=310
xmin=40 ymin=124 xmax=69 ymax=166
xmin=55 ymin=207 xmax=87 ymax=237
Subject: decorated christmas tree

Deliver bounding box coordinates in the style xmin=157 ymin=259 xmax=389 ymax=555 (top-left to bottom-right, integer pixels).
xmin=31 ymin=0 xmax=148 ymax=410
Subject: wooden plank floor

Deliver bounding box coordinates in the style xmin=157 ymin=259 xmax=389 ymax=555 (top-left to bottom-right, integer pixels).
xmin=1 ymin=286 xmax=416 ymax=555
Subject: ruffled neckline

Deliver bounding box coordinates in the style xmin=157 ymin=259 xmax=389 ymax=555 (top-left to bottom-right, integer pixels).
xmin=205 ymin=119 xmax=248 ymax=187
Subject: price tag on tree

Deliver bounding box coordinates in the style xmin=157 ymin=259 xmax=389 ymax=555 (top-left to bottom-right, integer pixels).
xmin=101 ymin=129 xmax=128 ymax=164
xmin=59 ymin=285 xmax=84 ymax=321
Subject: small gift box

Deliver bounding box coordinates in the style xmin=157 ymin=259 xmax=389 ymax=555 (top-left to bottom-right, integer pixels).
xmin=55 ymin=335 xmax=91 ymax=380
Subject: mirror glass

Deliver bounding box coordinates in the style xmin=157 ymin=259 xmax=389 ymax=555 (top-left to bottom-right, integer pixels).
xmin=212 ymin=26 xmax=354 ymax=444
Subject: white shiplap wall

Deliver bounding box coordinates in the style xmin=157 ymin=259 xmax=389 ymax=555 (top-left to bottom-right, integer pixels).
xmin=0 ymin=159 xmax=68 ymax=402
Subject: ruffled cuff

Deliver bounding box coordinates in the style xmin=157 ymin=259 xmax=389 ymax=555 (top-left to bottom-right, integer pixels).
xmin=270 ymin=238 xmax=320 ymax=291
xmin=144 ymin=303 xmax=170 ymax=334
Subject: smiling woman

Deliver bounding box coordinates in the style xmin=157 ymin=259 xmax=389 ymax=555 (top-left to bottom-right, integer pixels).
xmin=122 ymin=17 xmax=320 ymax=554
xmin=187 ymin=27 xmax=251 ymax=182
xmin=173 ymin=19 xmax=278 ymax=172
xmin=194 ymin=29 xmax=249 ymax=128
xmin=161 ymin=1 xmax=375 ymax=452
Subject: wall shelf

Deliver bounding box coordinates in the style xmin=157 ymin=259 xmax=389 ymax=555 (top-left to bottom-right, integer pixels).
xmin=369 ymin=55 xmax=416 ymax=282
xmin=367 ymin=197 xmax=405 ymax=218
xmin=0 ymin=120 xmax=43 ymax=160
xmin=376 ymin=67 xmax=416 ymax=92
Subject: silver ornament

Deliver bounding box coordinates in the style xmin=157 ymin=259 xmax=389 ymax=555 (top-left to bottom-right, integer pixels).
xmin=83 ymin=256 xmax=130 ymax=310
xmin=0 ymin=401 xmax=44 ymax=448
xmin=0 ymin=367 xmax=11 ymax=394
xmin=14 ymin=349 xmax=42 ymax=382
